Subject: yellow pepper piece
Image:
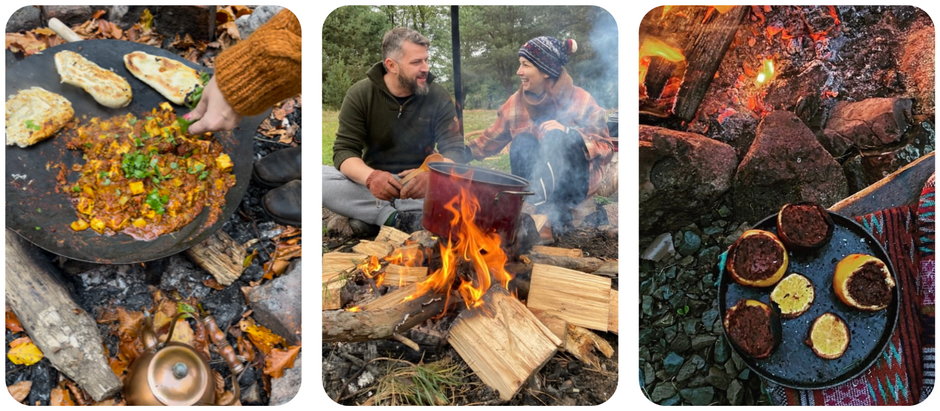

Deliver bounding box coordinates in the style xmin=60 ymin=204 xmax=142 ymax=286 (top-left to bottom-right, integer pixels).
xmin=159 ymin=102 xmax=173 ymax=111
xmin=132 ymin=218 xmax=147 ymax=228
xmin=215 ymin=153 xmax=233 ymax=172
xmin=70 ymin=219 xmax=89 ymax=231
xmin=89 ymin=218 xmax=106 ymax=233
xmin=129 ymin=181 xmax=144 ymax=195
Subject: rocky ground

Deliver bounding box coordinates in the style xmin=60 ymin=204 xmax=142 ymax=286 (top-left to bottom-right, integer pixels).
xmin=638 ymin=195 xmax=772 ymax=405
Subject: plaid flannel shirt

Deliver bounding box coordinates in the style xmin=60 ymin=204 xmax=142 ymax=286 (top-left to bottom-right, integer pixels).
xmin=468 ymin=70 xmax=614 ymax=195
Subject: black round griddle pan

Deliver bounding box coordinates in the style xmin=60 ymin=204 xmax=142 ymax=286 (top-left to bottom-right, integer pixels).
xmin=717 ymin=212 xmax=900 ymax=389
xmin=6 ymin=40 xmax=265 ymax=264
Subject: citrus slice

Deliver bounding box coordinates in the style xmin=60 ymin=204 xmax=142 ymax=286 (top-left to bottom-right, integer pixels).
xmin=833 ymin=254 xmax=895 ymax=311
xmin=727 ymin=229 xmax=788 ymax=287
xmin=776 ymin=202 xmax=833 ymax=249
xmin=723 ymin=299 xmax=779 ymax=359
xmin=805 ymin=312 xmax=850 ymax=359
xmin=770 ymin=273 xmax=815 ymax=318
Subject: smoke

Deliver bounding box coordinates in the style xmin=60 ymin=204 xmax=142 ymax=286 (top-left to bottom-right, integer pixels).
xmin=573 ymin=7 xmax=619 ymax=109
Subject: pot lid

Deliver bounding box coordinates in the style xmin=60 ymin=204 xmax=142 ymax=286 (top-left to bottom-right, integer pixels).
xmin=428 ymin=162 xmax=529 ymax=187
xmin=147 ymin=345 xmax=213 ymax=405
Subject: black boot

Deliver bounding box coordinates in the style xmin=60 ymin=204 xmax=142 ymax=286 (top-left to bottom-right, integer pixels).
xmin=262 ymin=180 xmax=301 ymax=226
xmin=253 ymin=146 xmax=302 ymax=187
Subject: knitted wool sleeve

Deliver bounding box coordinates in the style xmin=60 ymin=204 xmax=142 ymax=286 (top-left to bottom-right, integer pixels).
xmin=214 ymin=9 xmax=301 ymax=116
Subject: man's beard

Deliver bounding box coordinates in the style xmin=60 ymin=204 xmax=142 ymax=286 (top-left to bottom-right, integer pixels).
xmin=399 ymin=71 xmax=429 ymax=96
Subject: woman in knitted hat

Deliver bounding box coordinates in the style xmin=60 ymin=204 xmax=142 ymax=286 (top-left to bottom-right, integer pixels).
xmin=468 ymin=36 xmax=615 ymax=231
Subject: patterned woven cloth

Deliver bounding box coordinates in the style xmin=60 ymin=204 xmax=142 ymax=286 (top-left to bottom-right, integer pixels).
xmin=767 ymin=173 xmax=936 ymax=405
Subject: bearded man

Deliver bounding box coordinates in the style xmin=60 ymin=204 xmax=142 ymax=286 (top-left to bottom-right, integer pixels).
xmin=323 ymin=27 xmax=469 ymax=235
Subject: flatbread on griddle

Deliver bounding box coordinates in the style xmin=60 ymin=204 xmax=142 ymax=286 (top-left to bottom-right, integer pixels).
xmin=123 ymin=51 xmax=201 ymax=105
xmin=54 ymin=50 xmax=133 ymax=108
xmin=5 ymin=87 xmax=74 ymax=147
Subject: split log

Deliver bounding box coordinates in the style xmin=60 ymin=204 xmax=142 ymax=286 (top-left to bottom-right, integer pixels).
xmin=564 ymin=324 xmax=615 ymax=369
xmin=527 ymin=264 xmax=611 ymax=331
xmin=448 ymin=287 xmax=561 ymax=401
xmin=322 ymin=284 xmax=451 ymax=342
xmin=531 ymin=309 xmax=614 ymax=369
xmin=608 ymin=289 xmax=619 ymax=334
xmin=525 ymin=252 xmax=606 ymax=273
xmin=184 ymin=230 xmax=245 ymax=286
xmin=674 ymin=6 xmax=748 ymax=120
xmin=5 ymin=229 xmax=122 ymax=402
xmin=352 ymin=240 xmax=394 ymax=258
xmin=594 ymin=260 xmax=619 ymax=278
xmin=530 ymin=214 xmax=553 ymax=243
xmin=530 ymin=245 xmax=582 ymax=258
xmin=322 ymin=252 xmax=368 ymax=310
xmin=374 ymin=225 xmax=410 ymax=245
xmin=382 ymin=264 xmax=428 ymax=286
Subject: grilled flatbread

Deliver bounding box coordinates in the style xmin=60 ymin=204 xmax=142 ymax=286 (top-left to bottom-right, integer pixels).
xmin=124 ymin=51 xmax=201 ymax=105
xmin=54 ymin=50 xmax=133 ymax=108
xmin=5 ymin=87 xmax=74 ymax=148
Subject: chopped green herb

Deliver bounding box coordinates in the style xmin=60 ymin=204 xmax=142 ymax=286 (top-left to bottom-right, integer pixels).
xmin=127 ymin=117 xmax=138 ymax=125
xmin=122 ymin=151 xmax=156 ymax=179
xmin=71 ymin=184 xmax=81 ymax=192
xmin=24 ymin=119 xmax=41 ymax=131
xmin=198 ymin=170 xmax=209 ymax=180
xmin=169 ymin=162 xmax=179 ymax=169
xmin=145 ymin=188 xmax=169 ymax=215
xmin=35 ymin=226 xmax=41 ymax=231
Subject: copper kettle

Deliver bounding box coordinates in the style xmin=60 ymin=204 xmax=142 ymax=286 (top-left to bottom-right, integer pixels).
xmin=124 ymin=314 xmax=216 ymax=406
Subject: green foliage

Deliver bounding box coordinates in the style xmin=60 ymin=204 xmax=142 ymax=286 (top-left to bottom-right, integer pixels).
xmin=323 ymin=6 xmax=618 ymax=111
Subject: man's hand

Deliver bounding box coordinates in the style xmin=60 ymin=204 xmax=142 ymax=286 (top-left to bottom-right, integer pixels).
xmin=538 ymin=120 xmax=567 ymax=136
xmin=399 ymin=169 xmax=429 ymax=199
xmin=366 ymin=170 xmax=402 ymax=201
xmin=185 ymin=77 xmax=243 ymax=134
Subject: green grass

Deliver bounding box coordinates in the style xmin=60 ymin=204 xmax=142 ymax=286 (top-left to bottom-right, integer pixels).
xmin=321 ymin=109 xmax=510 ymax=172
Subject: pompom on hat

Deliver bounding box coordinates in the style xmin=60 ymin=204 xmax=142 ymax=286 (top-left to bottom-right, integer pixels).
xmin=518 ymin=36 xmax=577 ymax=78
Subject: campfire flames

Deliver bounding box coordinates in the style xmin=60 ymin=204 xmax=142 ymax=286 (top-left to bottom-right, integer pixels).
xmin=405 ymin=179 xmax=513 ymax=310
xmin=639 ymin=37 xmax=686 ymax=98
xmin=754 ymin=58 xmax=775 ymax=86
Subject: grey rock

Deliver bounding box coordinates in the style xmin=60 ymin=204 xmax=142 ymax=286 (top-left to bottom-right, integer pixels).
xmin=236 ymin=5 xmax=285 ymax=38
xmin=738 ymin=368 xmax=750 ymax=380
xmin=698 ymin=246 xmax=721 ymax=266
xmin=705 ymin=366 xmax=732 ymax=390
xmin=713 ymin=338 xmax=730 ymax=363
xmin=703 ymin=226 xmax=724 ymax=236
xmin=691 ymin=335 xmax=717 ymax=351
xmin=682 ymin=318 xmax=699 ymax=335
xmin=821 ymin=97 xmax=912 ymax=156
xmin=43 ymin=6 xmax=93 ymax=26
xmin=640 ymin=125 xmax=738 ymax=233
xmin=641 ymin=295 xmax=654 ymax=317
xmin=6 ymin=6 xmax=41 ymax=32
xmin=676 ymin=230 xmax=702 ymax=256
xmin=670 ymin=334 xmax=691 ymax=353
xmin=642 ymin=361 xmax=656 ymax=386
xmin=269 ymin=355 xmax=301 ymax=405
xmin=663 ymin=352 xmax=685 ymax=375
xmin=663 ymin=266 xmax=677 ymax=280
xmin=247 ymin=260 xmax=302 ymax=344
xmin=732 ymin=111 xmax=848 ymax=223
xmin=727 ymin=379 xmax=745 ymax=405
xmin=676 ymin=355 xmax=705 ymax=382
xmin=680 ymin=386 xmax=714 ymax=405
xmin=650 ymin=383 xmax=677 ymax=402
xmin=660 ymin=395 xmax=681 ymax=405
xmin=108 ymin=5 xmax=129 ymax=22
xmin=701 ymin=309 xmax=719 ymax=329
xmin=641 ymin=232 xmax=676 ymax=262
xmin=678 ymin=255 xmax=695 ymax=267
xmin=715 ymin=219 xmax=729 ymax=227
xmin=718 ymin=205 xmax=732 ymax=218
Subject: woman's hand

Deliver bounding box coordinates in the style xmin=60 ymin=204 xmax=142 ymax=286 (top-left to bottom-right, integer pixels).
xmin=184 ymin=77 xmax=242 ymax=134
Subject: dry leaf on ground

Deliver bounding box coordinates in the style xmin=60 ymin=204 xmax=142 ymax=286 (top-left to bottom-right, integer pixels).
xmin=7 ymin=380 xmax=31 ymax=403
xmin=263 ymin=345 xmax=301 ymax=378
xmin=6 ymin=309 xmax=24 ymax=333
xmin=49 ymin=387 xmax=74 ymax=406
xmin=7 ymin=337 xmax=43 ymax=366
xmin=239 ymin=317 xmax=286 ymax=355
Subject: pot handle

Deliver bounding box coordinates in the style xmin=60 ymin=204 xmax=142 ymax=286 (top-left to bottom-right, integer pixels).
xmin=495 ymin=190 xmax=534 ymax=202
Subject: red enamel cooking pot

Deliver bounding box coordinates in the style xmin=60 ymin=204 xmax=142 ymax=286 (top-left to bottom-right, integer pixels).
xmin=422 ymin=163 xmax=532 ymax=246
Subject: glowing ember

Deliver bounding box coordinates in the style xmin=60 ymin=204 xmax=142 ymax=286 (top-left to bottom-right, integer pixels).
xmin=404 ymin=174 xmax=513 ymax=310
xmin=346 ymin=306 xmax=361 ymax=312
xmin=755 ymin=59 xmax=775 ymax=86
